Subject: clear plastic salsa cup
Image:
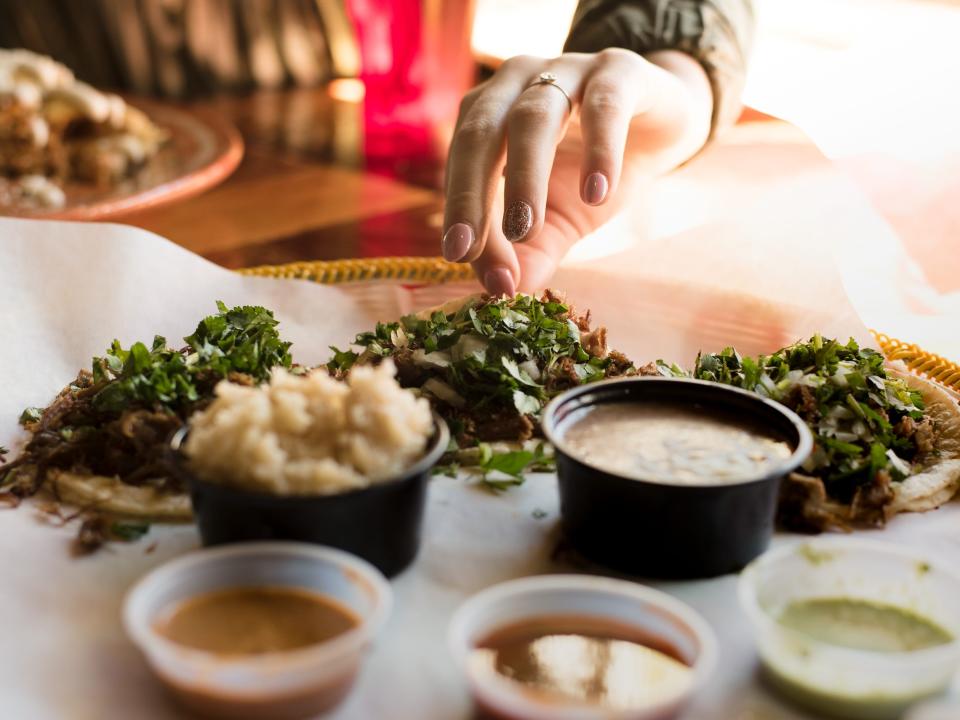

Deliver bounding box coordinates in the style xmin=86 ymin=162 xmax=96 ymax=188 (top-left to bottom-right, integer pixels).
xmin=739 ymin=538 xmax=960 ymax=720
xmin=448 ymin=574 xmax=717 ymax=720
xmin=123 ymin=542 xmax=392 ymax=720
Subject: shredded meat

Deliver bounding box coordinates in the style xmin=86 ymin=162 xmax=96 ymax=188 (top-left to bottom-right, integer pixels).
xmin=545 ymin=357 xmax=581 ymax=395
xmin=581 ymin=326 xmax=607 ymax=359
xmin=605 ymin=351 xmax=634 ymax=378
xmin=543 ymin=289 xmax=595 ymax=333
xmin=914 ymin=417 xmax=936 ymax=455
xmin=102 ymin=410 xmax=183 ymax=485
xmin=389 ymin=347 xmax=432 ymax=388
xmin=785 ymin=385 xmax=819 ymax=422
xmin=778 ymin=466 xmax=899 ymax=533
xmin=541 ymin=288 xmax=566 ymax=307
xmin=635 ymin=362 xmax=661 ymax=377
xmin=452 ymin=407 xmax=535 ymax=446
xmin=894 ymin=415 xmax=916 ymax=438
xmin=776 ymin=473 xmax=852 ymax=533
xmin=0 ymin=493 xmax=21 ymax=508
xmin=574 ymin=309 xmax=592 ymax=333
xmin=849 ymin=469 xmax=895 ymax=526
xmin=73 ymin=514 xmax=110 ymax=556
xmin=0 ymin=368 xmax=190 ymax=504
xmin=226 ymin=371 xmax=256 ymax=387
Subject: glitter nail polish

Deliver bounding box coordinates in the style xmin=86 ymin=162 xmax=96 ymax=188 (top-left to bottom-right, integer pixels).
xmin=503 ymin=200 xmax=533 ymax=242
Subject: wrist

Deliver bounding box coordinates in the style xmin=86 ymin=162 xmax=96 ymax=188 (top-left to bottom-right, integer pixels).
xmin=635 ymin=50 xmax=714 ymax=171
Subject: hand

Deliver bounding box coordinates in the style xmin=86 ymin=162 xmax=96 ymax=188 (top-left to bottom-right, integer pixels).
xmin=441 ymin=49 xmax=714 ymax=295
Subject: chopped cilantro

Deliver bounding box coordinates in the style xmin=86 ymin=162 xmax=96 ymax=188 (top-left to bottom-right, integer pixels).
xmin=328 ymin=346 xmax=359 ymax=372
xmin=18 ymin=408 xmax=42 ymax=425
xmin=477 ymin=442 xmax=555 ymax=493
xmin=328 ymin=294 xmax=629 ymax=421
xmin=91 ymin=301 xmax=292 ymax=415
xmin=184 ymin=301 xmax=292 ymax=381
xmin=110 ymin=521 xmax=150 ymax=541
xmin=432 ymin=462 xmax=460 ymax=478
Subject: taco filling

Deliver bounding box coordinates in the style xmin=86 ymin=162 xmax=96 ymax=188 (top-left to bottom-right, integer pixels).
xmin=0 ymin=302 xmax=293 ymax=551
xmin=664 ymin=336 xmax=960 ymax=531
xmin=327 ymin=291 xmax=633 ymax=448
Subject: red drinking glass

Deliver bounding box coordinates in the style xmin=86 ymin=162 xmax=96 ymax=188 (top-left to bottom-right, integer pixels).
xmin=346 ymin=0 xmax=477 ymax=186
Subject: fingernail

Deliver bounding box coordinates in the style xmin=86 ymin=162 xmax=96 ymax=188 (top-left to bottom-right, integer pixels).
xmin=582 ymin=173 xmax=608 ymax=205
xmin=441 ymin=223 xmax=473 ymax=262
xmin=503 ymin=200 xmax=533 ymax=242
xmin=483 ymin=267 xmax=516 ymax=297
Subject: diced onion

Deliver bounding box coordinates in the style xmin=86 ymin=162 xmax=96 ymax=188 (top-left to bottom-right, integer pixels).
xmin=422 ymin=378 xmax=465 ymax=407
xmin=803 ymin=446 xmax=829 ymax=472
xmin=451 ymin=334 xmax=488 ymax=361
xmin=827 ymin=405 xmax=855 ymax=420
xmin=886 ymin=449 xmax=912 ymax=476
xmin=390 ymin=327 xmax=408 ymax=348
xmin=519 ymin=359 xmax=541 ymax=382
xmin=412 ymin=349 xmax=451 ymax=368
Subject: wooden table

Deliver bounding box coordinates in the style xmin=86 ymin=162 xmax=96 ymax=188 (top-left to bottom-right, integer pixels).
xmin=115 ymin=87 xmax=448 ymax=269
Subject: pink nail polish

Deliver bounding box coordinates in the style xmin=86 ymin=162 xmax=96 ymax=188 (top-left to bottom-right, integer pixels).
xmin=583 ymin=173 xmax=608 ymax=205
xmin=503 ymin=200 xmax=533 ymax=242
xmin=484 ymin=267 xmax=516 ymax=297
xmin=442 ymin=223 xmax=474 ymax=262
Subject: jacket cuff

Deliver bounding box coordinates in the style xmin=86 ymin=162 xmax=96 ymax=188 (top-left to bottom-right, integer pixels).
xmin=563 ymin=0 xmax=754 ymax=138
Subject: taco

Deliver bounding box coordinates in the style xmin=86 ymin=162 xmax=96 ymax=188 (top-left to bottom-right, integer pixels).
xmin=0 ymin=302 xmax=293 ymax=547
xmin=327 ymin=290 xmax=634 ymax=452
xmin=675 ymin=337 xmax=960 ymax=531
xmin=886 ymin=367 xmax=960 ymax=513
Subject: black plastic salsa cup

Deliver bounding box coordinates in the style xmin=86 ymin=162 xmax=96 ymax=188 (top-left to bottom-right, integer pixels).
xmin=542 ymin=377 xmax=813 ymax=579
xmin=168 ymin=415 xmax=449 ymax=578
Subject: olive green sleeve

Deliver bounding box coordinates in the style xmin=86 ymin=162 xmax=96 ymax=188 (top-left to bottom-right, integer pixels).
xmin=564 ymin=0 xmax=755 ymax=137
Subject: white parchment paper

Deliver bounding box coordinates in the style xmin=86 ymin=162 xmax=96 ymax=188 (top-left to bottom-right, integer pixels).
xmin=0 ymin=187 xmax=955 ymax=720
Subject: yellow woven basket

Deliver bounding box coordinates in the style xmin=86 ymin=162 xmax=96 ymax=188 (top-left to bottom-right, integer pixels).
xmin=240 ymin=257 xmax=960 ymax=394
xmin=240 ymin=256 xmax=474 ymax=285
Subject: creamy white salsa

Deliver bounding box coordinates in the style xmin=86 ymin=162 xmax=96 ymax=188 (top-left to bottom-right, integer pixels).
xmin=560 ymin=403 xmax=791 ymax=485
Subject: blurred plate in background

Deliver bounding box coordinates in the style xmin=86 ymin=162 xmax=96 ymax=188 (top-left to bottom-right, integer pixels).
xmin=4 ymin=98 xmax=243 ymax=222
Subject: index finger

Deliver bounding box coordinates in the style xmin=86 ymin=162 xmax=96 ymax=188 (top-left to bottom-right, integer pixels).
xmin=442 ymin=56 xmax=539 ymax=263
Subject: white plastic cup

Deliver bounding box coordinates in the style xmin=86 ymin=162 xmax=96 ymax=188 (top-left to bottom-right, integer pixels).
xmin=739 ymin=538 xmax=960 ymax=720
xmin=123 ymin=542 xmax=392 ymax=720
xmin=448 ymin=574 xmax=717 ymax=720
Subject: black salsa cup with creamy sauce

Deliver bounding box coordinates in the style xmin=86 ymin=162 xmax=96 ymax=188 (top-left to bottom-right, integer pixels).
xmin=542 ymin=377 xmax=813 ymax=579
xmin=167 ymin=415 xmax=449 ymax=578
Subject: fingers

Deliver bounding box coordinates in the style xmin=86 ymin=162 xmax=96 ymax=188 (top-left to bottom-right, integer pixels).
xmin=475 ymin=178 xmax=584 ymax=297
xmin=442 ymin=56 xmax=540 ymax=263
xmin=577 ymin=48 xmax=647 ymax=206
xmin=471 ymin=194 xmax=520 ymax=296
xmin=444 ymin=49 xmax=652 ymax=295
xmin=501 ymin=62 xmax=583 ymax=244
xmin=514 ymin=178 xmax=586 ymax=293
